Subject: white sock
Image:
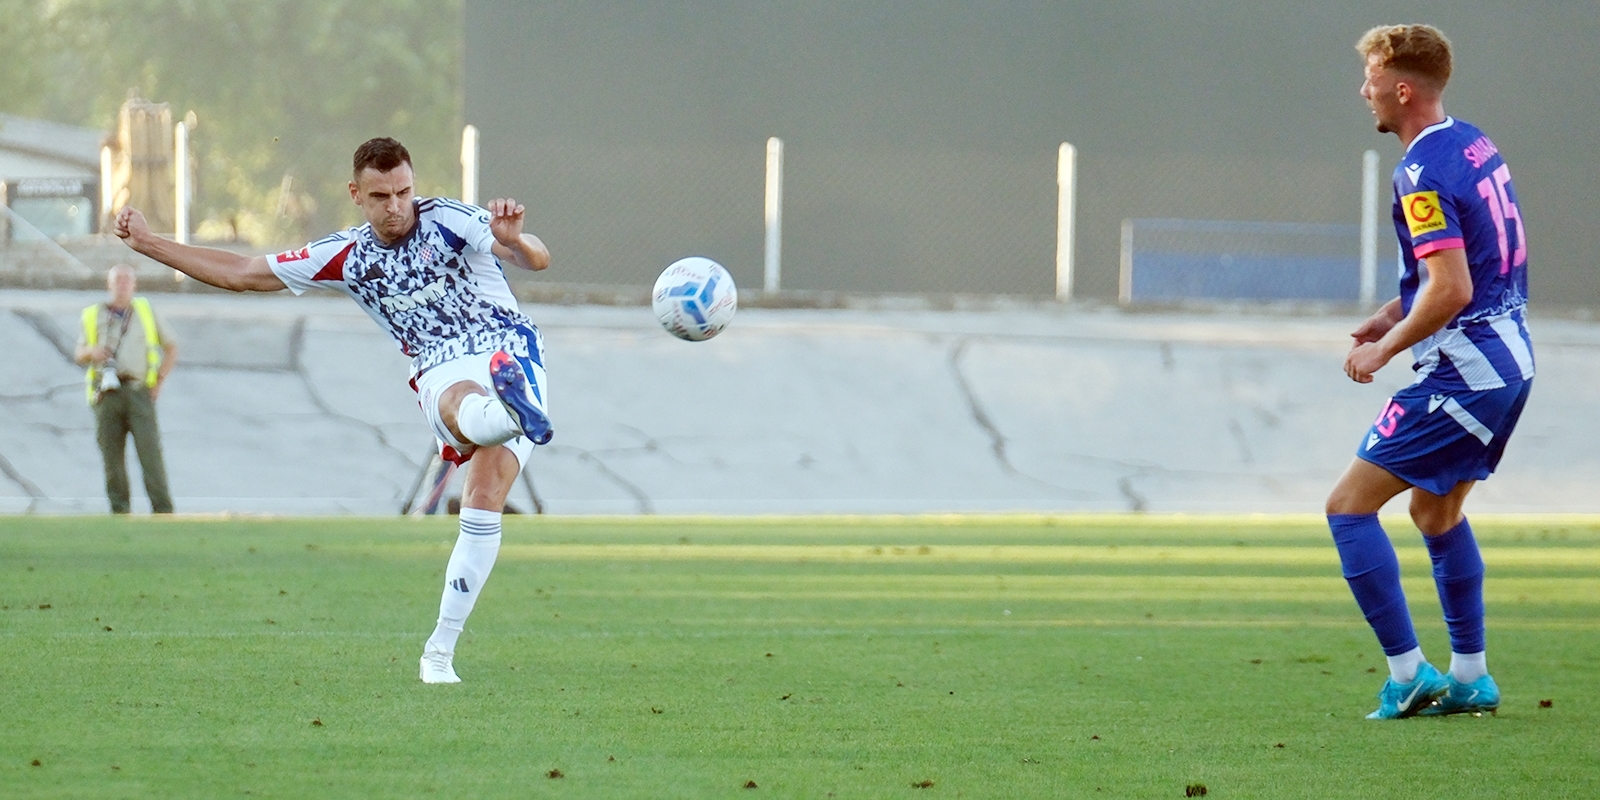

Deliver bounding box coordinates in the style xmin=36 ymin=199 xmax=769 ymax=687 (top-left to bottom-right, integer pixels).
xmin=456 ymin=393 xmax=521 ymax=447
xmin=424 ymin=508 xmax=502 ymax=654
xmin=1386 ymin=646 xmax=1426 ymax=683
xmin=1449 ymin=651 xmax=1488 ymax=683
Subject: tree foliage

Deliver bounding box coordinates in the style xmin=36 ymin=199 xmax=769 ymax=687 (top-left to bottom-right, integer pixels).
xmin=3 ymin=0 xmax=462 ymax=245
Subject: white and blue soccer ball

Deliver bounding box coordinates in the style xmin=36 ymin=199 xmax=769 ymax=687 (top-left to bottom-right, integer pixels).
xmin=652 ymin=257 xmax=737 ymax=341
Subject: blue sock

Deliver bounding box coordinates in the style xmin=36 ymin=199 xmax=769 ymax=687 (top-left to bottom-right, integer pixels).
xmin=1329 ymin=513 xmax=1419 ymax=657
xmin=1424 ymin=517 xmax=1486 ymax=656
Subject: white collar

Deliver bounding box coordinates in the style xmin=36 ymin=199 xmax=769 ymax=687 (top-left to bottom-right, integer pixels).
xmin=1406 ymin=116 xmax=1455 ymax=154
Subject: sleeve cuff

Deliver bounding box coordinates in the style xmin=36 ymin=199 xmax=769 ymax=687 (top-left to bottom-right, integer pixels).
xmin=1413 ymin=238 xmax=1465 ymax=259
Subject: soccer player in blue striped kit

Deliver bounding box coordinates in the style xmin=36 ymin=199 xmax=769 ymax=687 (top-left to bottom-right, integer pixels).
xmin=1327 ymin=25 xmax=1534 ymax=719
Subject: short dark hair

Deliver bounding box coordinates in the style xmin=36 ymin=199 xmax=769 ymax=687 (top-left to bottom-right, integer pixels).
xmin=352 ymin=137 xmax=412 ymax=177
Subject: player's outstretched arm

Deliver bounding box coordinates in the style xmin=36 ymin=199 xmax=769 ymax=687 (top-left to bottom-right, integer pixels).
xmin=115 ymin=206 xmax=287 ymax=292
xmin=1344 ymin=248 xmax=1472 ymax=383
xmin=485 ymin=197 xmax=550 ymax=272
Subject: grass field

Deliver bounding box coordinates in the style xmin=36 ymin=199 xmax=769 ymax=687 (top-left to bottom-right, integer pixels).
xmin=3 ymin=514 xmax=1598 ymax=798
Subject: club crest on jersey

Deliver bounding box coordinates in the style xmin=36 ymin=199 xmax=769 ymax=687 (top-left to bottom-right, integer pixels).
xmin=1402 ymin=191 xmax=1448 ymax=237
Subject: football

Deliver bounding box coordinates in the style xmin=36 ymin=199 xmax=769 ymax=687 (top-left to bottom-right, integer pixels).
xmin=651 ymin=257 xmax=738 ymax=341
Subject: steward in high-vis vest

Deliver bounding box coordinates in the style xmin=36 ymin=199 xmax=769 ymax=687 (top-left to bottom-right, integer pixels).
xmin=80 ymin=296 xmax=161 ymax=403
xmin=73 ymin=264 xmax=178 ymax=514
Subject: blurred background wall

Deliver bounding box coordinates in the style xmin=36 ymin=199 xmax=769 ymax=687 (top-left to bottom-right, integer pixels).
xmin=466 ymin=0 xmax=1600 ymax=303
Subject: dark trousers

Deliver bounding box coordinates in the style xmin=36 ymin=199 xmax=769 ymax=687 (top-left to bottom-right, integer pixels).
xmin=94 ymin=383 xmax=173 ymax=514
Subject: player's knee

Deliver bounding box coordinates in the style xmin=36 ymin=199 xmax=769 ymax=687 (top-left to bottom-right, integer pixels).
xmin=460 ymin=446 xmax=520 ymax=511
xmin=1408 ymin=498 xmax=1461 ymax=537
xmin=426 ymin=381 xmax=487 ymax=448
xmin=1324 ymin=486 xmax=1367 ymax=517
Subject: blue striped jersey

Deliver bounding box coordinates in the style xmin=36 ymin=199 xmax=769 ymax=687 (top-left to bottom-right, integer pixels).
xmin=1392 ymin=117 xmax=1534 ymax=391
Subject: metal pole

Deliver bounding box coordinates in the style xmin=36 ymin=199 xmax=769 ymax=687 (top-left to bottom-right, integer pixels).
xmin=1360 ymin=149 xmax=1380 ymax=307
xmin=461 ymin=124 xmax=480 ymax=206
xmin=173 ymin=121 xmax=189 ymax=246
xmin=99 ymin=145 xmax=114 ymax=229
xmin=1055 ymin=142 xmax=1077 ymax=302
xmin=1119 ymin=219 xmax=1134 ymax=305
xmin=763 ymin=137 xmax=784 ymax=294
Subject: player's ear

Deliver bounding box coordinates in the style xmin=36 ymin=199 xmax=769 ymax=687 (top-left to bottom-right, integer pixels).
xmin=1395 ymin=79 xmax=1412 ymax=106
xmin=349 ymin=181 xmax=360 ymax=203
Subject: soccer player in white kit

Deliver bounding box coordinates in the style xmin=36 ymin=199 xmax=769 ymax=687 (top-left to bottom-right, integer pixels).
xmin=116 ymin=137 xmax=553 ymax=684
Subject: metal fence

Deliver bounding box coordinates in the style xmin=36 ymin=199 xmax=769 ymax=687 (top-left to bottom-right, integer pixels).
xmin=1119 ymin=217 xmax=1397 ymax=306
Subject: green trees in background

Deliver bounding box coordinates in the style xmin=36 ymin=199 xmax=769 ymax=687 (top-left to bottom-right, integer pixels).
xmin=1 ymin=0 xmax=462 ymax=246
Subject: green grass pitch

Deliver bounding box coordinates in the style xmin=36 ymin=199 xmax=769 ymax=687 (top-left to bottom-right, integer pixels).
xmin=3 ymin=514 xmax=1598 ymax=798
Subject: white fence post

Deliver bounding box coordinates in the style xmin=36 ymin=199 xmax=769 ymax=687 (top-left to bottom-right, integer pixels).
xmin=763 ymin=137 xmax=784 ymax=294
xmin=99 ymin=145 xmax=114 ymax=226
xmin=173 ymin=120 xmax=189 ymax=247
xmin=1118 ymin=218 xmax=1134 ymax=305
xmin=461 ymin=124 xmax=480 ymax=206
xmin=1360 ymin=148 xmax=1380 ymax=307
xmin=1056 ymin=142 xmax=1077 ymax=302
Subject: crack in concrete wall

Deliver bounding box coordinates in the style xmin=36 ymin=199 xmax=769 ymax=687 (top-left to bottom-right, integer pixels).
xmin=543 ymin=444 xmax=655 ymax=514
xmin=948 ymin=338 xmax=1011 ymax=470
xmin=3 ymin=309 xmax=76 ymax=510
xmin=1227 ymin=418 xmax=1254 ymax=464
xmin=11 ymin=309 xmax=74 ymax=363
xmin=520 ymin=468 xmax=545 ymax=514
xmin=611 ymin=424 xmax=690 ymax=466
xmin=1118 ymin=476 xmax=1149 ymax=512
xmin=946 ymin=337 xmax=1100 ymax=500
xmin=0 ymin=448 xmax=44 ymax=513
xmin=286 ymin=316 xmax=421 ymax=476
xmin=0 ymin=383 xmax=79 ymax=403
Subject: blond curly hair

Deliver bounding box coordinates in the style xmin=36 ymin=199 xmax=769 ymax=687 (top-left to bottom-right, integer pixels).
xmin=1356 ymin=24 xmax=1452 ymax=91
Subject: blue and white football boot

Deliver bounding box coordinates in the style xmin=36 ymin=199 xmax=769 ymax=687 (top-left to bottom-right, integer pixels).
xmin=1367 ymin=662 xmax=1450 ymax=719
xmin=1417 ymin=674 xmax=1500 ymax=716
xmin=489 ymin=350 xmax=553 ymax=445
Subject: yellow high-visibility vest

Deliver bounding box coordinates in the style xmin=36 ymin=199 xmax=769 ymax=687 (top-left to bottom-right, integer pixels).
xmin=81 ymin=297 xmax=161 ymax=404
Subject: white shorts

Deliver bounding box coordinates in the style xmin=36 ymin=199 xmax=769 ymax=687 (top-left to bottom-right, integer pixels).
xmin=411 ymin=335 xmax=548 ymax=469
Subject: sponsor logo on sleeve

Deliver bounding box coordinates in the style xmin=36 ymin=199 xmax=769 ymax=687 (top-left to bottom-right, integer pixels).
xmin=276 ymin=247 xmax=311 ymax=262
xmin=1401 ymin=191 xmax=1448 ymax=237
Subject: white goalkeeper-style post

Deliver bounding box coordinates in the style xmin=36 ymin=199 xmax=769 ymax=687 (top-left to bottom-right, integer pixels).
xmin=763 ymin=137 xmax=784 ymax=295
xmin=1360 ymin=148 xmax=1380 ymax=307
xmin=173 ymin=120 xmax=189 ymax=247
xmin=1056 ymin=142 xmax=1078 ymax=302
xmin=461 ymin=124 xmax=480 ymax=206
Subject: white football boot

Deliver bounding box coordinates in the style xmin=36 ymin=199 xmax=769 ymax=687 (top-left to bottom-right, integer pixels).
xmin=419 ymin=646 xmax=461 ymax=684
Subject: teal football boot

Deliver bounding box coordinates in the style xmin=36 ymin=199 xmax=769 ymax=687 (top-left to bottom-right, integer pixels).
xmin=1418 ymin=674 xmax=1500 ymax=716
xmin=1367 ymin=662 xmax=1449 ymax=719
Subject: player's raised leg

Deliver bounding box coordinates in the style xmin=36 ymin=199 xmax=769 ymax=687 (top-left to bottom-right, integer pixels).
xmin=1411 ymin=482 xmax=1500 ymax=715
xmin=420 ymin=443 xmax=527 ymax=684
xmin=438 ymin=379 xmax=523 ymax=450
xmin=428 ymin=331 xmax=551 ymax=450
xmin=1326 ymin=458 xmax=1448 ymax=718
xmin=488 ymin=328 xmax=552 ymax=445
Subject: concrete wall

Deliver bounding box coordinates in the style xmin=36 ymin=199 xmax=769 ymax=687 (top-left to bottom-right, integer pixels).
xmin=3 ymin=289 xmax=1595 ymax=516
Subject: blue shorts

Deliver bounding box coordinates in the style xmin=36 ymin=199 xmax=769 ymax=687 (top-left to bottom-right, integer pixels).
xmin=1356 ymin=379 xmax=1532 ymax=496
